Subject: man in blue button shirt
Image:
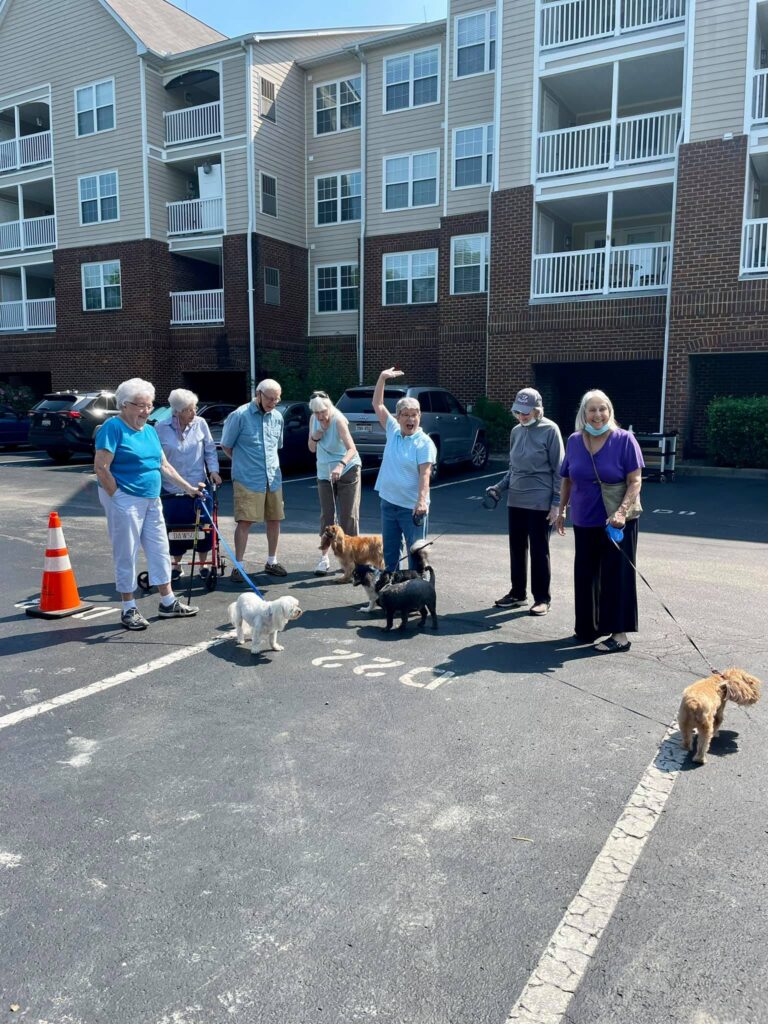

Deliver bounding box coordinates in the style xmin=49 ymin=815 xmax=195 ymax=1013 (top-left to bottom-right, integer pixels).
xmin=221 ymin=379 xmax=287 ymax=580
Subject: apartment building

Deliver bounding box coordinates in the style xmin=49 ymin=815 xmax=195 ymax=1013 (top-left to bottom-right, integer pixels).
xmin=0 ymin=0 xmax=766 ymax=453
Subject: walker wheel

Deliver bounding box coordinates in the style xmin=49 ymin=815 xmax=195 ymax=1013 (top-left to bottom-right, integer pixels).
xmin=204 ymin=570 xmax=218 ymax=591
xmin=137 ymin=571 xmax=151 ymax=592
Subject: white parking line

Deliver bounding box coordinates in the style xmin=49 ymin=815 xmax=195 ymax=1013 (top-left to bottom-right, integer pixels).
xmin=0 ymin=635 xmax=229 ymax=732
xmin=505 ymin=723 xmax=686 ymax=1023
xmin=431 ymin=471 xmax=501 ymax=490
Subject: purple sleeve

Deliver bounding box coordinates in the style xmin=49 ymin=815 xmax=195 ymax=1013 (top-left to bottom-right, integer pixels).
xmin=560 ymin=433 xmax=577 ymax=478
xmin=622 ymin=431 xmax=645 ymax=473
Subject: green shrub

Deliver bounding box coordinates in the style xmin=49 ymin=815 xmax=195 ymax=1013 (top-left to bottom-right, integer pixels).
xmin=474 ymin=395 xmax=513 ymax=453
xmin=255 ymin=354 xmax=305 ymax=402
xmin=705 ymin=396 xmax=768 ymax=468
xmin=0 ymin=382 xmax=35 ymax=415
xmin=306 ymin=346 xmax=358 ymax=402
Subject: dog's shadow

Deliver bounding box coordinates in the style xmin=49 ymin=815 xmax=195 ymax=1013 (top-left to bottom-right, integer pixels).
xmin=677 ymin=729 xmax=741 ymax=770
xmin=207 ymin=628 xmax=285 ymax=666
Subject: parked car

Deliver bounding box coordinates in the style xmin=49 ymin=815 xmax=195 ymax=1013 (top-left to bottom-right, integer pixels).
xmin=336 ymin=385 xmax=488 ymax=477
xmin=28 ymin=391 xmax=119 ymax=463
xmin=0 ymin=403 xmax=31 ymax=448
xmin=212 ymin=400 xmax=314 ymax=474
xmin=148 ymin=401 xmax=238 ymax=430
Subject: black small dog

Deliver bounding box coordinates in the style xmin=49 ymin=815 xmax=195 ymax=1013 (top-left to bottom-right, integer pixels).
xmin=352 ymin=563 xmax=420 ymax=612
xmin=376 ymin=540 xmax=437 ymax=632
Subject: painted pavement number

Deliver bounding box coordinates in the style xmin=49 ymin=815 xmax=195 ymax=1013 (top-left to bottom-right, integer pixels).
xmin=311 ymin=649 xmax=455 ymax=690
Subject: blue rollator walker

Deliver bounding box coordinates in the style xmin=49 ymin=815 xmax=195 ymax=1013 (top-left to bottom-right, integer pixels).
xmin=137 ymin=485 xmax=225 ymax=596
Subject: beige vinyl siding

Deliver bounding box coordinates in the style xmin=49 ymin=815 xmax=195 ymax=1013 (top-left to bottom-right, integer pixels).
xmin=498 ymin=0 xmax=535 ymax=189
xmin=689 ymin=0 xmax=749 ymax=141
xmin=366 ymin=33 xmax=445 ymax=236
xmin=223 ymin=147 xmax=248 ymax=233
xmin=309 ymin=233 xmax=360 ymax=335
xmin=0 ymin=0 xmax=146 ymax=247
xmin=146 ymin=156 xmax=180 ymax=242
xmin=144 ymin=66 xmax=166 ymax=150
xmin=222 ymin=54 xmax=247 ymax=138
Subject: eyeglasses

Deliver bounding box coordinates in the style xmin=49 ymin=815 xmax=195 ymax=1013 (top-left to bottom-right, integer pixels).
xmin=310 ymin=390 xmax=329 ymax=399
xmin=127 ymin=401 xmax=154 ymax=411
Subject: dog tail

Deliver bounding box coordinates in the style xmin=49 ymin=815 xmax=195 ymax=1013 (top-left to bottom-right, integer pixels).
xmin=410 ymin=538 xmax=433 ymax=575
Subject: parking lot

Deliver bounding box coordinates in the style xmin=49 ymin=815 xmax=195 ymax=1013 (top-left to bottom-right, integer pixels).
xmin=1 ymin=449 xmax=767 ymax=1024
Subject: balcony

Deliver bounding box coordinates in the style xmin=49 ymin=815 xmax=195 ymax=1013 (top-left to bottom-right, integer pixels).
xmin=0 ymin=297 xmax=56 ymax=331
xmin=538 ymin=108 xmax=681 ymax=176
xmin=540 ymin=0 xmax=687 ymax=50
xmin=752 ymin=70 xmax=768 ymax=123
xmin=741 ymin=219 xmax=768 ymax=274
xmin=0 ymin=215 xmax=56 ymax=254
xmin=167 ymin=196 xmax=223 ymax=235
xmin=164 ymin=101 xmax=221 ymax=146
xmin=170 ymin=288 xmax=224 ymax=324
xmin=532 ymin=241 xmax=670 ymax=298
xmin=0 ymin=131 xmax=52 ymax=174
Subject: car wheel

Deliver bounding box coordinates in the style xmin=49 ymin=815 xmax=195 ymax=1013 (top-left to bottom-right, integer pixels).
xmin=470 ymin=434 xmax=489 ymax=470
xmin=430 ymin=438 xmax=441 ymax=481
xmin=46 ymin=448 xmax=72 ymax=464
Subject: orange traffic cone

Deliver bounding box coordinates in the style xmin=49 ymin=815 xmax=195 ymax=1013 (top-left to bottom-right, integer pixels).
xmin=26 ymin=511 xmax=94 ymax=619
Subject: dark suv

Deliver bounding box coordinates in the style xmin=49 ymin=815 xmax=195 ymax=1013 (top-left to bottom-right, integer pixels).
xmin=336 ymin=385 xmax=488 ymax=476
xmin=28 ymin=391 xmax=118 ymax=463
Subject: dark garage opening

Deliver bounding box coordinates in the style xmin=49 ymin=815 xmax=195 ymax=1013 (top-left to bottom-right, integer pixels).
xmin=0 ymin=371 xmax=52 ymax=400
xmin=182 ymin=371 xmax=249 ymax=405
xmin=688 ymin=351 xmax=768 ymax=455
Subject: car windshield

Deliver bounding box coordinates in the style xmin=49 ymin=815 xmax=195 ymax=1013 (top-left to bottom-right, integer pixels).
xmin=337 ymin=389 xmax=403 ymax=414
xmin=149 ymin=406 xmax=173 ymax=423
xmin=36 ymin=396 xmax=77 ymax=412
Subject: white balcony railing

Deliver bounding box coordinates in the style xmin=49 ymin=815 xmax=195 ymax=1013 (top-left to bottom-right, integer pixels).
xmin=741 ymin=219 xmax=768 ymax=273
xmin=752 ymin=69 xmax=768 ymax=123
xmin=0 ymin=297 xmax=56 ymax=331
xmin=0 ymin=131 xmax=52 ymax=173
xmin=532 ymin=241 xmax=670 ymax=298
xmin=0 ymin=215 xmax=56 ymax=253
xmin=164 ymin=102 xmax=221 ymax=146
xmin=538 ymin=108 xmax=681 ymax=175
xmin=540 ymin=0 xmax=686 ymax=49
xmin=167 ymin=196 xmax=223 ymax=235
xmin=170 ymin=289 xmax=224 ymax=325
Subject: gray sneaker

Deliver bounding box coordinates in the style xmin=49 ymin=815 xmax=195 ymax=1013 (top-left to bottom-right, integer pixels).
xmin=158 ymin=599 xmax=199 ymax=618
xmin=121 ymin=607 xmax=149 ymax=631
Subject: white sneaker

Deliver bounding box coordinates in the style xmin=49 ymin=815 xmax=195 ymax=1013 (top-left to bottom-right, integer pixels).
xmin=314 ymin=556 xmax=331 ymax=576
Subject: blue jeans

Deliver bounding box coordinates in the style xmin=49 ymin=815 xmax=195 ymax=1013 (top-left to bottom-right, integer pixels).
xmin=380 ymin=498 xmax=428 ymax=572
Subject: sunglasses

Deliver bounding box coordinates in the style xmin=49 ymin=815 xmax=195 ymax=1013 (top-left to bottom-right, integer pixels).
xmin=310 ymin=390 xmax=329 ymax=399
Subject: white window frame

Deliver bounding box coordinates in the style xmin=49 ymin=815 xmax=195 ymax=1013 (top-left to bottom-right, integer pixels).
xmin=81 ymin=260 xmax=122 ymax=311
xmin=452 ymin=124 xmax=494 ymax=190
xmin=315 ymin=262 xmax=360 ymax=315
xmin=260 ymin=77 xmax=276 ymax=122
xmin=450 ymin=234 xmax=490 ymax=294
xmin=314 ymin=76 xmax=362 ymax=137
xmin=314 ymin=170 xmax=362 ymax=227
xmin=78 ymin=170 xmax=120 ymax=226
xmin=260 ymin=172 xmax=278 ymax=217
xmin=454 ymin=9 xmax=496 ymax=80
xmin=74 ymin=77 xmax=116 ymax=137
xmin=382 ymin=149 xmax=440 ymax=212
xmin=264 ymin=266 xmax=280 ymax=305
xmin=382 ymin=249 xmax=438 ymax=306
xmin=383 ymin=46 xmax=441 ymax=114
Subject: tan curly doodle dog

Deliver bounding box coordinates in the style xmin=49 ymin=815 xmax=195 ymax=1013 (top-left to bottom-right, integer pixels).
xmin=678 ymin=668 xmax=761 ymax=765
xmin=319 ymin=524 xmax=385 ymax=583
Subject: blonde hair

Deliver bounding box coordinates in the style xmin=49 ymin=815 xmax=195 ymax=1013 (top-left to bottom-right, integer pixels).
xmin=575 ymin=389 xmax=616 ymax=432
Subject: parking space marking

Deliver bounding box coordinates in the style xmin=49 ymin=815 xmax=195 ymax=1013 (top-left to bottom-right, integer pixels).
xmin=431 ymin=471 xmax=501 ymax=490
xmin=72 ymin=607 xmax=118 ymax=620
xmin=311 ymin=649 xmax=364 ymax=668
xmin=0 ymin=634 xmax=229 ymax=732
xmin=505 ymin=723 xmax=687 ymax=1023
xmin=399 ymin=667 xmax=456 ymax=690
xmin=353 ymin=657 xmax=405 ymax=677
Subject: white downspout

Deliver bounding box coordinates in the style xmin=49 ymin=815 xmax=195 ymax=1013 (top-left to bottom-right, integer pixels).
xmin=354 ymin=45 xmax=367 ymax=385
xmin=487 ymin=0 xmax=503 ymax=396
xmin=244 ymin=40 xmax=257 ymax=398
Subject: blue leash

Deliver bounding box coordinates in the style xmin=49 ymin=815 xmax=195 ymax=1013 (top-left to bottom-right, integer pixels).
xmin=195 ymin=489 xmax=265 ymax=599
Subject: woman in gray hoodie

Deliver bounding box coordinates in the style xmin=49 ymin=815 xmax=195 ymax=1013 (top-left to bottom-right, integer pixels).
xmin=487 ymin=388 xmax=564 ymax=616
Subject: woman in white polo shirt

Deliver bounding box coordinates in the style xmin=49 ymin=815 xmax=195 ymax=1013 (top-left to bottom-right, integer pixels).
xmin=372 ymin=367 xmax=437 ymax=572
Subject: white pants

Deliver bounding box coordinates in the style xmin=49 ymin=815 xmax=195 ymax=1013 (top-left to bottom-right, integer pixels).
xmin=99 ymin=488 xmax=172 ymax=594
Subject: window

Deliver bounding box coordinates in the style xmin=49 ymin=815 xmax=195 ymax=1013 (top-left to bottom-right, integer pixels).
xmin=451 ymin=234 xmax=489 ymax=294
xmin=260 ymin=78 xmax=276 ymax=122
xmin=453 ymin=124 xmax=494 ymax=188
xmin=261 ymin=173 xmax=277 ymax=217
xmin=384 ymin=150 xmax=439 ymax=210
xmin=383 ymin=250 xmax=437 ymax=305
xmin=315 ymin=76 xmax=361 ymax=135
xmin=79 ymin=171 xmax=119 ymax=224
xmin=384 ymin=46 xmax=440 ymax=112
xmin=264 ymin=267 xmax=280 ymax=305
xmin=455 ymin=10 xmax=496 ymax=77
xmin=316 ymin=171 xmax=361 ymax=225
xmin=316 ymin=263 xmax=359 ymax=313
xmin=81 ymin=260 xmax=121 ymax=310
xmin=75 ymin=79 xmax=115 ymax=136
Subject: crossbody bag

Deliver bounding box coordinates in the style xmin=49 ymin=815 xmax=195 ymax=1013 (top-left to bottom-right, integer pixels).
xmin=587 ymin=444 xmax=642 ymax=521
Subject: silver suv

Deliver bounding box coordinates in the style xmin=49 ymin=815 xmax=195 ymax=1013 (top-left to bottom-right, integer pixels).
xmin=336 ymin=385 xmax=488 ymax=476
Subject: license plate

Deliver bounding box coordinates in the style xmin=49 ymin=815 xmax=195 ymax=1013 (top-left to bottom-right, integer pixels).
xmin=356 ymin=423 xmax=373 ymax=433
xmin=41 ymin=418 xmax=51 ymax=426
xmin=168 ymin=530 xmax=199 ymax=541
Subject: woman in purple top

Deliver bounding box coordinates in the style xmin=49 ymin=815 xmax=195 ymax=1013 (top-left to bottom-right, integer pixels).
xmin=556 ymin=389 xmax=644 ymax=653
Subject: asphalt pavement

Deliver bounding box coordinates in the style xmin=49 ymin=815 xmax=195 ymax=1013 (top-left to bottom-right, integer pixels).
xmin=1 ymin=449 xmax=766 ymax=1024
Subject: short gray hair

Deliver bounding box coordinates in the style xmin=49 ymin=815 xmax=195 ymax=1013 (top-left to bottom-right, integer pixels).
xmin=396 ymin=397 xmax=420 ymax=415
xmin=168 ymin=388 xmax=198 ymax=413
xmin=115 ymin=378 xmax=155 ymax=409
xmin=308 ymin=394 xmax=335 ymax=415
xmin=575 ymin=389 xmax=616 ymax=433
xmin=256 ymin=378 xmax=281 ymax=398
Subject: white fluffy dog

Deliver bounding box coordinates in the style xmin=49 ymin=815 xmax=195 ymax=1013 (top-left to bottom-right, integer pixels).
xmin=228 ymin=593 xmax=302 ymax=653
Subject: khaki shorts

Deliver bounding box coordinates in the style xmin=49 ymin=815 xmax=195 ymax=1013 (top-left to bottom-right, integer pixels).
xmin=233 ymin=481 xmax=285 ymax=523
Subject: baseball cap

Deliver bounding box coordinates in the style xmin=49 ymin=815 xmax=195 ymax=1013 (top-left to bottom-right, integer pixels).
xmin=511 ymin=388 xmax=543 ymax=414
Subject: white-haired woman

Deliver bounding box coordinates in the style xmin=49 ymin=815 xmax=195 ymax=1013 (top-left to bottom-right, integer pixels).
xmin=557 ymin=389 xmax=644 ymax=653
xmin=372 ymin=367 xmax=437 ymax=572
xmin=307 ymin=389 xmax=362 ymax=575
xmin=155 ymin=388 xmax=222 ymax=579
xmin=94 ymin=378 xmax=205 ymax=631
xmin=487 ymin=387 xmax=564 ymax=616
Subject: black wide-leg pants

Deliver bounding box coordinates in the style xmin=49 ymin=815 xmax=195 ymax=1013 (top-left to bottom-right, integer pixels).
xmin=572 ymin=519 xmax=639 ymax=640
xmin=507 ymin=506 xmax=553 ymax=605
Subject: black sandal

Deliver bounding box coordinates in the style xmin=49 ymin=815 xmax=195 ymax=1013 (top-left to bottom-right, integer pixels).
xmin=595 ymin=637 xmax=631 ymax=654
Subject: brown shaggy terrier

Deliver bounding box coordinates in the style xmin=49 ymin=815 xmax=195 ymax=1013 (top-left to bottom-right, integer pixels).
xmin=320 ymin=524 xmax=385 ymax=583
xmin=678 ymin=668 xmax=761 ymax=764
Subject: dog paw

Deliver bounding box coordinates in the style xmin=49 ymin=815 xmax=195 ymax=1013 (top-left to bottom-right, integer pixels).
xmin=271 ymin=643 xmax=284 ymax=651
